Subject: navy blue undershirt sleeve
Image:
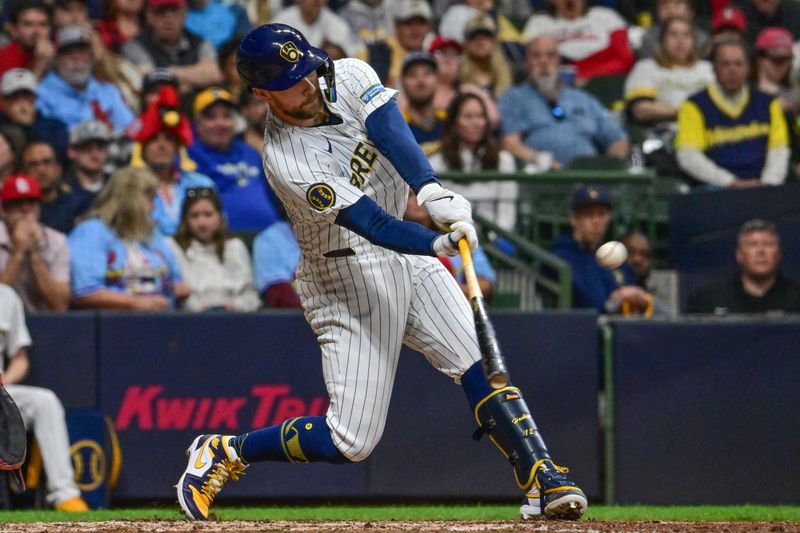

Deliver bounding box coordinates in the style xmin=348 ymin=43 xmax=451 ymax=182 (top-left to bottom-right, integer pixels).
xmin=335 ymin=196 xmax=439 ymax=256
xmin=365 ymin=99 xmax=439 ymax=193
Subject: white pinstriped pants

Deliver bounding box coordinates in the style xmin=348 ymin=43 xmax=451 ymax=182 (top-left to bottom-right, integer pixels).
xmin=6 ymin=385 xmax=81 ymax=505
xmin=297 ymin=252 xmax=482 ymax=461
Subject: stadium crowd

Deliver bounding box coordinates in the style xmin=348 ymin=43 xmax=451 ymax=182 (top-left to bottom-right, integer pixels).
xmin=1 ymin=0 xmax=800 ymax=320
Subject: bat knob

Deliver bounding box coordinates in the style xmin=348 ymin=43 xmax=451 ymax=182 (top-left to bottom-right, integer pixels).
xmin=488 ymin=373 xmax=509 ymax=389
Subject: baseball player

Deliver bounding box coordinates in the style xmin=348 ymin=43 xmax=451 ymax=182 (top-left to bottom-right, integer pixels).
xmin=176 ymin=23 xmax=587 ymax=522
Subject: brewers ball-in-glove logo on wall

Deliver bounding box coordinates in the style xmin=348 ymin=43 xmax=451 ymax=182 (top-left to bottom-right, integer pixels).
xmin=280 ymin=41 xmax=301 ymax=63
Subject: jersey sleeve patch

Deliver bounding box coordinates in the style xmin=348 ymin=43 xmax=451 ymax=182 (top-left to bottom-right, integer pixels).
xmin=306 ymin=182 xmax=337 ymax=211
xmin=359 ymin=84 xmax=385 ymax=104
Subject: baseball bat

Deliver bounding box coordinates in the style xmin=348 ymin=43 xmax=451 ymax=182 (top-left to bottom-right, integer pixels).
xmin=458 ymin=239 xmax=509 ymax=389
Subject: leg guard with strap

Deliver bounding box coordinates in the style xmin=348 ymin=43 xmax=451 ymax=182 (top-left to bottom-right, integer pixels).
xmin=472 ymin=386 xmax=552 ymax=490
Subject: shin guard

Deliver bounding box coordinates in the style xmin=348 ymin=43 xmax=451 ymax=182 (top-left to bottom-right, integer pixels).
xmin=473 ymin=387 xmax=551 ymax=490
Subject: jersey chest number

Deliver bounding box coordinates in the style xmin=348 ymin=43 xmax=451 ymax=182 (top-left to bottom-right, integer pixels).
xmin=349 ymin=141 xmax=377 ymax=189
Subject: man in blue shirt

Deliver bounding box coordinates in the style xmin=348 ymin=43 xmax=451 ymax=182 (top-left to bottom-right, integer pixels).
xmin=553 ymin=185 xmax=651 ymax=314
xmin=499 ymin=35 xmax=629 ymax=167
xmin=36 ymin=25 xmax=135 ymax=134
xmin=188 ymin=87 xmax=280 ymax=232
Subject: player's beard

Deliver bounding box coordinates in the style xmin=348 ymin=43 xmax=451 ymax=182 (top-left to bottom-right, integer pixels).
xmin=281 ymin=91 xmax=326 ymax=121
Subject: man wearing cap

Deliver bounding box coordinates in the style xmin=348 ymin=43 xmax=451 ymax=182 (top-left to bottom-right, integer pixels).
xmin=499 ymin=35 xmax=629 ymax=167
xmin=273 ymin=0 xmax=365 ymax=61
xmin=36 ymin=24 xmax=135 ymax=133
xmin=709 ymin=6 xmax=748 ymax=51
xmin=121 ymin=0 xmax=222 ymax=94
xmin=65 ymin=120 xmax=111 ymax=211
xmin=553 ymin=185 xmax=651 ymax=314
xmin=187 ymin=87 xmax=280 ymax=232
xmin=0 ymin=68 xmax=69 ymax=162
xmin=0 ymin=0 xmax=54 ymax=80
xmin=676 ymin=37 xmax=790 ymax=188
xmin=732 ymin=0 xmax=800 ymax=45
xmin=21 ymin=140 xmax=86 ymax=234
xmin=386 ymin=0 xmax=434 ymax=87
xmin=132 ymin=85 xmax=215 ymax=236
xmin=399 ymin=52 xmax=446 ymax=157
xmin=0 ymin=174 xmax=70 ymax=312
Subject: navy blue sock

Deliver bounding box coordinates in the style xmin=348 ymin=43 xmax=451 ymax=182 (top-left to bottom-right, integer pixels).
xmin=230 ymin=416 xmax=349 ymax=464
xmin=461 ymin=361 xmax=503 ymax=411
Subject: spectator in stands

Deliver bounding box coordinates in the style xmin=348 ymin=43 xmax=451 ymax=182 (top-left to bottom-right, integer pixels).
xmin=52 ymin=0 xmax=90 ymax=29
xmin=339 ymin=0 xmax=394 ymax=82
xmin=121 ymin=0 xmax=222 ymax=95
xmin=0 ymin=69 xmax=69 ymax=164
xmin=400 ymin=52 xmax=446 ymax=157
xmin=97 ymin=0 xmax=144 ymax=53
xmin=438 ymin=0 xmax=525 ymax=48
xmin=0 ymin=284 xmax=89 ymax=511
xmin=386 ymin=0 xmax=434 ymax=87
xmin=753 ymin=28 xmax=798 ymax=114
xmin=0 ymin=174 xmax=70 ymax=312
xmin=37 ymin=25 xmax=136 ymax=133
xmin=499 ymin=35 xmax=629 ymax=167
xmin=185 ymin=0 xmax=251 ymax=50
xmin=0 ymin=127 xmax=22 ymax=184
xmin=429 ymin=92 xmax=518 ymax=231
xmin=65 ymin=120 xmax=111 ymax=212
xmin=404 ymin=190 xmax=496 ymax=300
xmin=166 ymin=187 xmax=260 ymax=312
xmin=217 ymin=39 xmax=245 ymax=102
xmin=554 ymin=185 xmax=652 ymax=314
xmin=68 ymin=166 xmax=188 ymax=310
xmin=132 ymin=85 xmax=214 ymax=236
xmin=239 ymin=90 xmax=269 ymax=152
xmin=522 ymin=0 xmax=635 ymax=82
xmin=621 ymin=231 xmax=653 ymax=288
xmin=707 ymin=6 xmax=748 ymax=56
xmin=252 ymin=220 xmax=302 ymax=309
xmin=188 ymin=87 xmax=280 ymax=233
xmin=21 ymin=141 xmax=85 ymax=234
xmin=687 ymin=219 xmax=800 ymax=314
xmin=0 ymin=1 xmax=54 ymax=80
xmin=625 ymin=17 xmax=714 ymax=127
xmin=140 ymin=67 xmax=178 ymax=110
xmin=732 ymin=0 xmax=800 ymax=45
xmin=675 ymin=38 xmax=789 ymax=188
xmin=638 ymin=0 xmax=709 ymax=60
xmin=273 ymin=0 xmax=364 ymax=60
xmin=458 ymin=15 xmax=513 ymax=100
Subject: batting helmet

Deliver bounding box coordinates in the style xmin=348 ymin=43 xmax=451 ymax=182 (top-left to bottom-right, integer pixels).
xmin=236 ymin=24 xmax=331 ymax=92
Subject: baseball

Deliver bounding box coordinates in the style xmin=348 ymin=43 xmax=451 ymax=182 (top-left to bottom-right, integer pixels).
xmin=596 ymin=241 xmax=628 ymax=269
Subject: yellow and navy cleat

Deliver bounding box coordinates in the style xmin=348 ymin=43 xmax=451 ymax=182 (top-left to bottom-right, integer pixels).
xmin=176 ymin=434 xmax=246 ymax=520
xmin=519 ymin=460 xmax=587 ymax=521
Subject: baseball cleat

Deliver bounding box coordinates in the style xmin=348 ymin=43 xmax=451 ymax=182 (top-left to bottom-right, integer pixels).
xmin=519 ymin=460 xmax=587 ymax=521
xmin=176 ymin=434 xmax=246 ymax=520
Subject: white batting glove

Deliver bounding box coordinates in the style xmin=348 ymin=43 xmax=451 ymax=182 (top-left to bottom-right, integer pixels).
xmin=432 ymin=221 xmax=479 ymax=257
xmin=416 ymin=182 xmax=472 ymax=231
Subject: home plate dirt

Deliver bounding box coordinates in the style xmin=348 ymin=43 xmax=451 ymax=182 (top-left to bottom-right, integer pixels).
xmin=1 ymin=521 xmax=798 ymax=533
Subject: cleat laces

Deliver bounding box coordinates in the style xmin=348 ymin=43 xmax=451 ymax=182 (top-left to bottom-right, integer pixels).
xmin=199 ymin=459 xmax=247 ymax=502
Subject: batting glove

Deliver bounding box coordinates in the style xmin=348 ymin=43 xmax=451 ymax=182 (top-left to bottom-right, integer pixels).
xmin=432 ymin=221 xmax=479 ymax=257
xmin=416 ymin=182 xmax=472 ymax=231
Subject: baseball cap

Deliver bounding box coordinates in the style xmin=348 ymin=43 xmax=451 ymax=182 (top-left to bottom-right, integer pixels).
xmin=142 ymin=68 xmax=178 ymax=94
xmin=70 ymin=120 xmax=111 ymax=146
xmin=55 ymin=25 xmax=92 ymax=52
xmin=394 ymin=0 xmax=432 ymax=22
xmin=711 ymin=7 xmax=746 ymax=34
xmin=54 ymin=0 xmax=88 ymax=8
xmin=0 ymin=175 xmax=42 ymax=204
xmin=429 ymin=35 xmax=463 ymax=55
xmin=193 ymin=87 xmax=237 ymax=117
xmin=147 ymin=0 xmax=186 ymax=7
xmin=571 ymin=185 xmax=612 ymax=211
xmin=755 ymin=27 xmax=794 ymax=57
xmin=1 ymin=69 xmax=37 ymax=97
xmin=464 ymin=15 xmax=497 ymax=41
xmin=401 ymin=51 xmax=437 ymax=76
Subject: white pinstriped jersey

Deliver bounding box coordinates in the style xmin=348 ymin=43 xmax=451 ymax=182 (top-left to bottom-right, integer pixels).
xmin=261 ymin=58 xmax=409 ymax=261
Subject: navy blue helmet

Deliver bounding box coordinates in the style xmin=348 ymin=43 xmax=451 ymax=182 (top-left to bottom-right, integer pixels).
xmin=236 ymin=24 xmax=332 ymax=92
